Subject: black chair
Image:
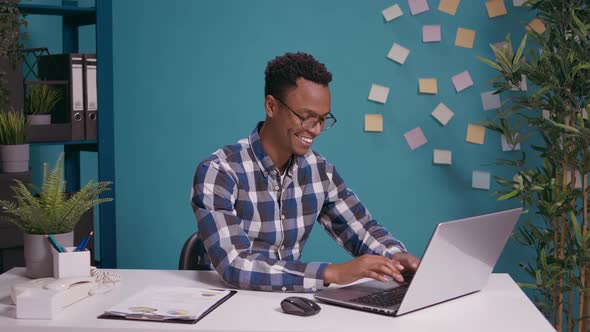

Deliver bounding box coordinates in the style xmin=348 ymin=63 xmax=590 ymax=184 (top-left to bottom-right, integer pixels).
xmin=178 ymin=232 xmax=212 ymax=270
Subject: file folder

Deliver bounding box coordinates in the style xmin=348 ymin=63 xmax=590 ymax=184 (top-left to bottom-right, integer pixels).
xmin=38 ymin=54 xmax=85 ymax=141
xmin=83 ymin=54 xmax=97 ymax=140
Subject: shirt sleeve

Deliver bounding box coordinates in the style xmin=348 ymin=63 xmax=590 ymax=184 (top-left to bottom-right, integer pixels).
xmin=191 ymin=160 xmax=328 ymax=293
xmin=317 ymin=163 xmax=407 ymax=258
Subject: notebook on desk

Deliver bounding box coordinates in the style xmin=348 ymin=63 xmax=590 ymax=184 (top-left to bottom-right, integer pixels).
xmin=314 ymin=207 xmax=522 ymax=316
xmin=98 ymin=286 xmax=236 ymax=324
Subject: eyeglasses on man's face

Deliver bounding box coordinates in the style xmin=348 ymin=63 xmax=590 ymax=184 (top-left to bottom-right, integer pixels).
xmin=274 ymin=96 xmax=337 ymax=131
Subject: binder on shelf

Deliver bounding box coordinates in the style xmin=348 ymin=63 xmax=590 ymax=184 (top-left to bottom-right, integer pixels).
xmin=38 ymin=54 xmax=85 ymax=141
xmin=83 ymin=54 xmax=97 ymax=140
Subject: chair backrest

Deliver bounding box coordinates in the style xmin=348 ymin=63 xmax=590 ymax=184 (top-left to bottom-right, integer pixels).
xmin=178 ymin=232 xmax=212 ymax=270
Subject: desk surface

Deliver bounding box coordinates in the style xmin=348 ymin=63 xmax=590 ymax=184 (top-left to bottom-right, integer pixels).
xmin=0 ymin=268 xmax=554 ymax=332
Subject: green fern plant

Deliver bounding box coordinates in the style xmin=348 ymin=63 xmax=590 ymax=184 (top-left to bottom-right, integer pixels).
xmin=0 ymin=153 xmax=113 ymax=234
xmin=0 ymin=110 xmax=26 ymax=144
xmin=25 ymin=84 xmax=62 ymax=115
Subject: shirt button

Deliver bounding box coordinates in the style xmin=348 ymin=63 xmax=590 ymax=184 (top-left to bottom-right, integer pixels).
xmin=281 ymin=245 xmax=285 ymax=250
xmin=281 ymin=287 xmax=287 ymax=291
xmin=274 ymin=185 xmax=279 ymax=190
xmin=281 ymin=214 xmax=285 ymax=220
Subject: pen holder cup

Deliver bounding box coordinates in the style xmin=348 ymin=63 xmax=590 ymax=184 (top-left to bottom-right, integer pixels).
xmin=52 ymin=247 xmax=91 ymax=278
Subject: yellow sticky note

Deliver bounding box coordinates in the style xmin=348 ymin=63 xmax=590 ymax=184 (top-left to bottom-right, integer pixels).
xmin=419 ymin=78 xmax=438 ymax=94
xmin=455 ymin=28 xmax=476 ymax=48
xmin=527 ymin=18 xmax=546 ymax=34
xmin=365 ymin=114 xmax=383 ymax=132
xmin=438 ymin=0 xmax=460 ymax=15
xmin=485 ymin=0 xmax=507 ymax=18
xmin=466 ymin=124 xmax=486 ymax=144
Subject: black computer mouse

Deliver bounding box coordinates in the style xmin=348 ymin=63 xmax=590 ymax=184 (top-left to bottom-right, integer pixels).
xmin=281 ymin=296 xmax=321 ymax=316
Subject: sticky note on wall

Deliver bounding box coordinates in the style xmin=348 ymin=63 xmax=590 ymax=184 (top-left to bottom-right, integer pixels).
xmin=382 ymin=4 xmax=403 ymax=22
xmin=368 ymin=84 xmax=390 ymax=104
xmin=485 ymin=0 xmax=507 ymax=18
xmin=365 ymin=114 xmax=384 ymax=132
xmin=501 ymin=134 xmax=521 ymax=151
xmin=419 ymin=78 xmax=438 ymax=94
xmin=387 ymin=43 xmax=410 ymax=64
xmin=404 ymin=127 xmax=428 ymax=150
xmin=466 ymin=124 xmax=486 ymax=144
xmin=472 ymin=171 xmax=491 ymax=190
xmin=439 ymin=0 xmax=460 ymax=15
xmin=452 ymin=70 xmax=474 ymax=92
xmin=408 ymin=0 xmax=429 ymax=15
xmin=455 ymin=28 xmax=476 ymax=48
xmin=481 ymin=91 xmax=501 ymax=111
xmin=423 ymin=25 xmax=441 ymax=42
xmin=527 ymin=18 xmax=546 ymax=34
xmin=433 ymin=149 xmax=452 ymax=165
xmin=432 ymin=103 xmax=454 ymax=126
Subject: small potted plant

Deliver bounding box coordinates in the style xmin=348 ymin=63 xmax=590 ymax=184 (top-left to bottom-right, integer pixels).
xmin=0 ymin=110 xmax=28 ymax=173
xmin=0 ymin=153 xmax=113 ymax=278
xmin=25 ymin=84 xmax=62 ymax=125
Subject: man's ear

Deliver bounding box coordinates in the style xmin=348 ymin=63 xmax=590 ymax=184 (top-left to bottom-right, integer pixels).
xmin=264 ymin=95 xmax=276 ymax=119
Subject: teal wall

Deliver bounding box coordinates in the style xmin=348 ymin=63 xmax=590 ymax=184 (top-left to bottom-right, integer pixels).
xmin=22 ymin=0 xmax=540 ymax=284
xmin=110 ymin=0 xmax=536 ymax=282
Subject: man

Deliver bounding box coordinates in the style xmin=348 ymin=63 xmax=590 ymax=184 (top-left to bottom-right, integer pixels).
xmin=191 ymin=52 xmax=419 ymax=292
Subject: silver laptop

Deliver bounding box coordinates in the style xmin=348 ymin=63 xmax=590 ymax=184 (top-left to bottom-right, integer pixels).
xmin=314 ymin=207 xmax=522 ymax=316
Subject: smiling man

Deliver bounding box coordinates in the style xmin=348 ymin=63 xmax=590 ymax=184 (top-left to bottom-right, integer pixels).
xmin=191 ymin=52 xmax=419 ymax=292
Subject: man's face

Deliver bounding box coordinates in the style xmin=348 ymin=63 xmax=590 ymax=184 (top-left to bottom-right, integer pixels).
xmin=274 ymin=78 xmax=331 ymax=156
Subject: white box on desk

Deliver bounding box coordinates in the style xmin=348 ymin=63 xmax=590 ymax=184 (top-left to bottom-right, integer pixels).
xmin=52 ymin=247 xmax=91 ymax=278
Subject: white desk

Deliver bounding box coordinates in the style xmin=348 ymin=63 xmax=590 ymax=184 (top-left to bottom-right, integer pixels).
xmin=0 ymin=268 xmax=554 ymax=332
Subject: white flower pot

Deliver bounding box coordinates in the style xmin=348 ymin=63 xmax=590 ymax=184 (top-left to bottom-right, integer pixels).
xmin=26 ymin=114 xmax=51 ymax=125
xmin=23 ymin=232 xmax=73 ymax=278
xmin=0 ymin=144 xmax=30 ymax=173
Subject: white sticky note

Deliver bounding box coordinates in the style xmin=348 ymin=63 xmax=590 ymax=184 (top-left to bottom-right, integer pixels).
xmin=368 ymin=84 xmax=390 ymax=104
xmin=501 ymin=134 xmax=521 ymax=151
xmin=382 ymin=4 xmax=403 ymax=22
xmin=472 ymin=171 xmax=491 ymax=190
xmin=433 ymin=149 xmax=452 ymax=165
xmin=513 ymin=0 xmax=527 ymax=6
xmin=481 ymin=91 xmax=501 ymax=111
xmin=511 ymin=74 xmax=528 ymax=91
xmin=432 ymin=103 xmax=454 ymax=126
xmin=387 ymin=43 xmax=410 ymax=64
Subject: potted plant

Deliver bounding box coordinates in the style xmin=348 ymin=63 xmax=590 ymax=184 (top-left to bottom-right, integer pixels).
xmin=477 ymin=0 xmax=590 ymax=330
xmin=0 ymin=110 xmax=28 ymax=173
xmin=25 ymin=83 xmax=62 ymax=125
xmin=0 ymin=0 xmax=27 ymax=112
xmin=0 ymin=153 xmax=112 ymax=278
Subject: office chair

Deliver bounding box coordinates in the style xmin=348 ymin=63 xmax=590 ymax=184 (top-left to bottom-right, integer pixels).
xmin=178 ymin=232 xmax=212 ymax=270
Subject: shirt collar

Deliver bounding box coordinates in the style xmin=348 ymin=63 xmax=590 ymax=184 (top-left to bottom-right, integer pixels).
xmin=248 ymin=121 xmax=297 ymax=177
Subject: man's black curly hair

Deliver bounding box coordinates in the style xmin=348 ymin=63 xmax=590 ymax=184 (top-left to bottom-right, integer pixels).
xmin=264 ymin=52 xmax=332 ymax=99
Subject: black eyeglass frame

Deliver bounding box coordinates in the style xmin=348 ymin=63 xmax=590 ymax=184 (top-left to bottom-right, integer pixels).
xmin=273 ymin=96 xmax=337 ymax=131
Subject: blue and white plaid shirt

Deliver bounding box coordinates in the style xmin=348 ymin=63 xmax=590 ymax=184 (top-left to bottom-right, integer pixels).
xmin=191 ymin=122 xmax=407 ymax=292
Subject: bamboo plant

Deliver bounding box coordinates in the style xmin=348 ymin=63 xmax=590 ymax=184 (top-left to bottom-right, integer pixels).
xmin=0 ymin=153 xmax=113 ymax=234
xmin=25 ymin=84 xmax=62 ymax=115
xmin=0 ymin=110 xmax=26 ymax=144
xmin=477 ymin=0 xmax=590 ymax=331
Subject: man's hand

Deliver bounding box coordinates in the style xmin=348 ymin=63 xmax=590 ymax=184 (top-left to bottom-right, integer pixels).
xmin=324 ymin=254 xmax=406 ymax=286
xmin=392 ymin=252 xmax=420 ymax=272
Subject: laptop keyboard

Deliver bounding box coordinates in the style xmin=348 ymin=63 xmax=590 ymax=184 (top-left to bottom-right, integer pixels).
xmin=350 ymin=284 xmax=410 ymax=308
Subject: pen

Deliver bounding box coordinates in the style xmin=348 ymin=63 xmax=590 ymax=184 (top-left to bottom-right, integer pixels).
xmin=75 ymin=231 xmax=94 ymax=252
xmin=47 ymin=234 xmax=64 ymax=253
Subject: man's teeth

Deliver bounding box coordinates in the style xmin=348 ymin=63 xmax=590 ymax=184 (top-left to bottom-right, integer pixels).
xmin=298 ymin=135 xmax=313 ymax=143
